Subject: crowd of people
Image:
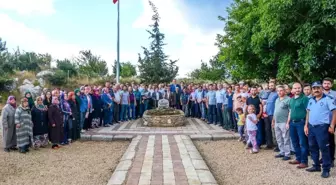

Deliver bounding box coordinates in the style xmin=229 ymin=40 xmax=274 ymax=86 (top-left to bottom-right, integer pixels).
xmin=1 ymin=78 xmax=335 ymax=178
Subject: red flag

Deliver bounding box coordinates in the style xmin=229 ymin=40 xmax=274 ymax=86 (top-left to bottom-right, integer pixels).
xmin=113 ymin=0 xmax=118 ymax=4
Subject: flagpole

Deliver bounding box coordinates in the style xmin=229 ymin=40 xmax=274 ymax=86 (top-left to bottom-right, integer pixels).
xmin=116 ymin=0 xmax=120 ymax=84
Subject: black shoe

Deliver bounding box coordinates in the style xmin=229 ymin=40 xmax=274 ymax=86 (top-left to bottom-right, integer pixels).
xmin=290 ymin=151 xmax=295 ymax=155
xmin=321 ymin=171 xmax=330 ymax=178
xmin=274 ymin=147 xmax=280 ymax=152
xmin=4 ymin=148 xmax=10 ymax=152
xmin=25 ymin=148 xmax=29 ymax=152
xmin=282 ymin=156 xmax=291 ymax=161
xmin=10 ymin=147 xmax=18 ymax=151
xmin=275 ymin=154 xmax=284 ymax=158
xmin=306 ymin=167 xmax=321 ymax=172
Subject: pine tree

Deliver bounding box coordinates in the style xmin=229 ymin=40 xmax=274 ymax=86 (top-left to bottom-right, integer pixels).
xmin=138 ymin=0 xmax=178 ymax=83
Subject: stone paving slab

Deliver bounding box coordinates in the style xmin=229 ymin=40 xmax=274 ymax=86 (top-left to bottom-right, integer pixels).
xmin=107 ymin=135 xmax=218 ymax=185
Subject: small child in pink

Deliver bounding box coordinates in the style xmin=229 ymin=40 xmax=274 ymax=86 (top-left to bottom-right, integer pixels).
xmin=245 ymin=105 xmax=259 ymax=153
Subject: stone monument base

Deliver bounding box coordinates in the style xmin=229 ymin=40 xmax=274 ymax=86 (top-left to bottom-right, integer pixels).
xmin=142 ymin=108 xmax=187 ymax=127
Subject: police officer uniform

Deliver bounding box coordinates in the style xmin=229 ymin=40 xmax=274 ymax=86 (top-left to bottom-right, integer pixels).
xmin=324 ymin=89 xmax=336 ymax=166
xmin=306 ymin=82 xmax=336 ymax=178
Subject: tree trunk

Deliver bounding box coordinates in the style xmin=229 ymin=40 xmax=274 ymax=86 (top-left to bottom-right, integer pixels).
xmin=291 ymin=70 xmax=304 ymax=84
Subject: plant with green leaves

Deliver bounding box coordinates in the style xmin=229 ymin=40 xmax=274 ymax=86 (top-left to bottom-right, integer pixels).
xmin=113 ymin=60 xmax=137 ymax=78
xmin=77 ymin=50 xmax=108 ymax=78
xmin=217 ymin=0 xmax=336 ymax=83
xmin=137 ymin=0 xmax=179 ymax=83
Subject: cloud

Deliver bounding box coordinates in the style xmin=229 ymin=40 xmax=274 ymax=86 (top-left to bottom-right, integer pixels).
xmin=0 ymin=0 xmax=56 ymax=15
xmin=0 ymin=13 xmax=137 ymax=73
xmin=133 ymin=0 xmax=220 ymax=77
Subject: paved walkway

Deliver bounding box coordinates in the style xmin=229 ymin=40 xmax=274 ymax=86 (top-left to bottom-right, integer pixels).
xmin=107 ymin=135 xmax=218 ymax=185
xmin=82 ymin=118 xmax=238 ymax=141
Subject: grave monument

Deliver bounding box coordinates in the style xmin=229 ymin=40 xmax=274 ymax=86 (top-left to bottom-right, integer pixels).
xmin=142 ymin=99 xmax=187 ymax=127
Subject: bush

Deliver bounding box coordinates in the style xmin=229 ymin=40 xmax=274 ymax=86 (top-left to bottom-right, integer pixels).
xmin=33 ymin=79 xmax=40 ymax=86
xmin=47 ymin=70 xmax=67 ymax=86
xmin=0 ymin=74 xmax=13 ymax=91
xmin=120 ymin=77 xmax=140 ymax=84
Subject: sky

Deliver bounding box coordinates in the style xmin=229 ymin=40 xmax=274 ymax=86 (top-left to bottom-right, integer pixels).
xmin=0 ymin=0 xmax=231 ymax=77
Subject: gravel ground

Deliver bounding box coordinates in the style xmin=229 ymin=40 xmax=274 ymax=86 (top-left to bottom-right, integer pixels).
xmin=195 ymin=140 xmax=336 ymax=185
xmin=0 ymin=136 xmax=129 ymax=185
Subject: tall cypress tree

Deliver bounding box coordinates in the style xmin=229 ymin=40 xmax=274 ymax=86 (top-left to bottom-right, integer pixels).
xmin=138 ymin=0 xmax=179 ymax=83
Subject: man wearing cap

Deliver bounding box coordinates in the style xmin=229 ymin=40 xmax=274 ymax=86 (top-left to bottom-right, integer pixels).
xmin=322 ymin=77 xmax=336 ymax=167
xmin=287 ymin=82 xmax=309 ymax=169
xmin=305 ymin=81 xmax=336 ymax=178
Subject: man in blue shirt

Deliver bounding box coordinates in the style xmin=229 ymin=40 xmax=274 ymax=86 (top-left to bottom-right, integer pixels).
xmin=206 ymin=84 xmax=217 ymax=124
xmin=216 ymin=84 xmax=225 ymax=126
xmin=196 ymin=86 xmax=203 ymax=119
xmin=322 ymin=77 xmax=336 ymax=167
xmin=305 ymin=81 xmax=336 ymax=178
xmin=169 ymin=79 xmax=182 ymax=93
xmin=264 ymin=82 xmax=278 ymax=149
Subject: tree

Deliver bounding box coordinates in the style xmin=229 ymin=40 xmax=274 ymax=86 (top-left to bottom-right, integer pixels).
xmin=0 ymin=38 xmax=14 ymax=90
xmin=47 ymin=69 xmax=67 ymax=86
xmin=113 ymin=60 xmax=137 ymax=77
xmin=137 ymin=0 xmax=179 ymax=83
xmin=217 ymin=0 xmax=336 ymax=83
xmin=77 ymin=50 xmax=108 ymax=78
xmin=188 ymin=55 xmax=229 ymax=81
xmin=56 ymin=58 xmax=78 ymax=77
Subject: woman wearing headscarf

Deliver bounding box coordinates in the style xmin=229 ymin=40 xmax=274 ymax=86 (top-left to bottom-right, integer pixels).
xmin=48 ymin=97 xmax=63 ymax=149
xmin=43 ymin=91 xmax=52 ymax=107
xmin=25 ymin=91 xmax=35 ymax=109
xmin=15 ymin=98 xmax=33 ymax=153
xmin=91 ymin=88 xmax=102 ymax=128
xmin=1 ymin=96 xmax=17 ymax=152
xmin=101 ymin=87 xmax=113 ymax=127
xmin=68 ymin=91 xmax=80 ymax=140
xmin=74 ymin=89 xmax=82 ymax=110
xmin=31 ymin=96 xmax=49 ymax=148
xmin=60 ymin=92 xmax=72 ymax=145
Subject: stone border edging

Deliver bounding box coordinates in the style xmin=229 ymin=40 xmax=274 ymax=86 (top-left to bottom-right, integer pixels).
xmin=81 ymin=133 xmax=239 ymax=142
xmin=106 ymin=135 xmax=142 ymax=185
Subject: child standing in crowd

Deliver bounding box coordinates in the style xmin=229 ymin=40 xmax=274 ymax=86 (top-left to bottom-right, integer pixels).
xmin=236 ymin=107 xmax=245 ymax=142
xmin=246 ymin=105 xmax=259 ymax=154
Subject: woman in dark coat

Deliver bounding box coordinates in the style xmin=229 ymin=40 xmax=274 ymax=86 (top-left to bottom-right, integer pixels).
xmin=31 ymin=96 xmax=49 ymax=148
xmin=90 ymin=89 xmax=102 ymax=128
xmin=68 ymin=91 xmax=80 ymax=140
xmin=60 ymin=92 xmax=72 ymax=145
xmin=48 ymin=97 xmax=63 ymax=149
